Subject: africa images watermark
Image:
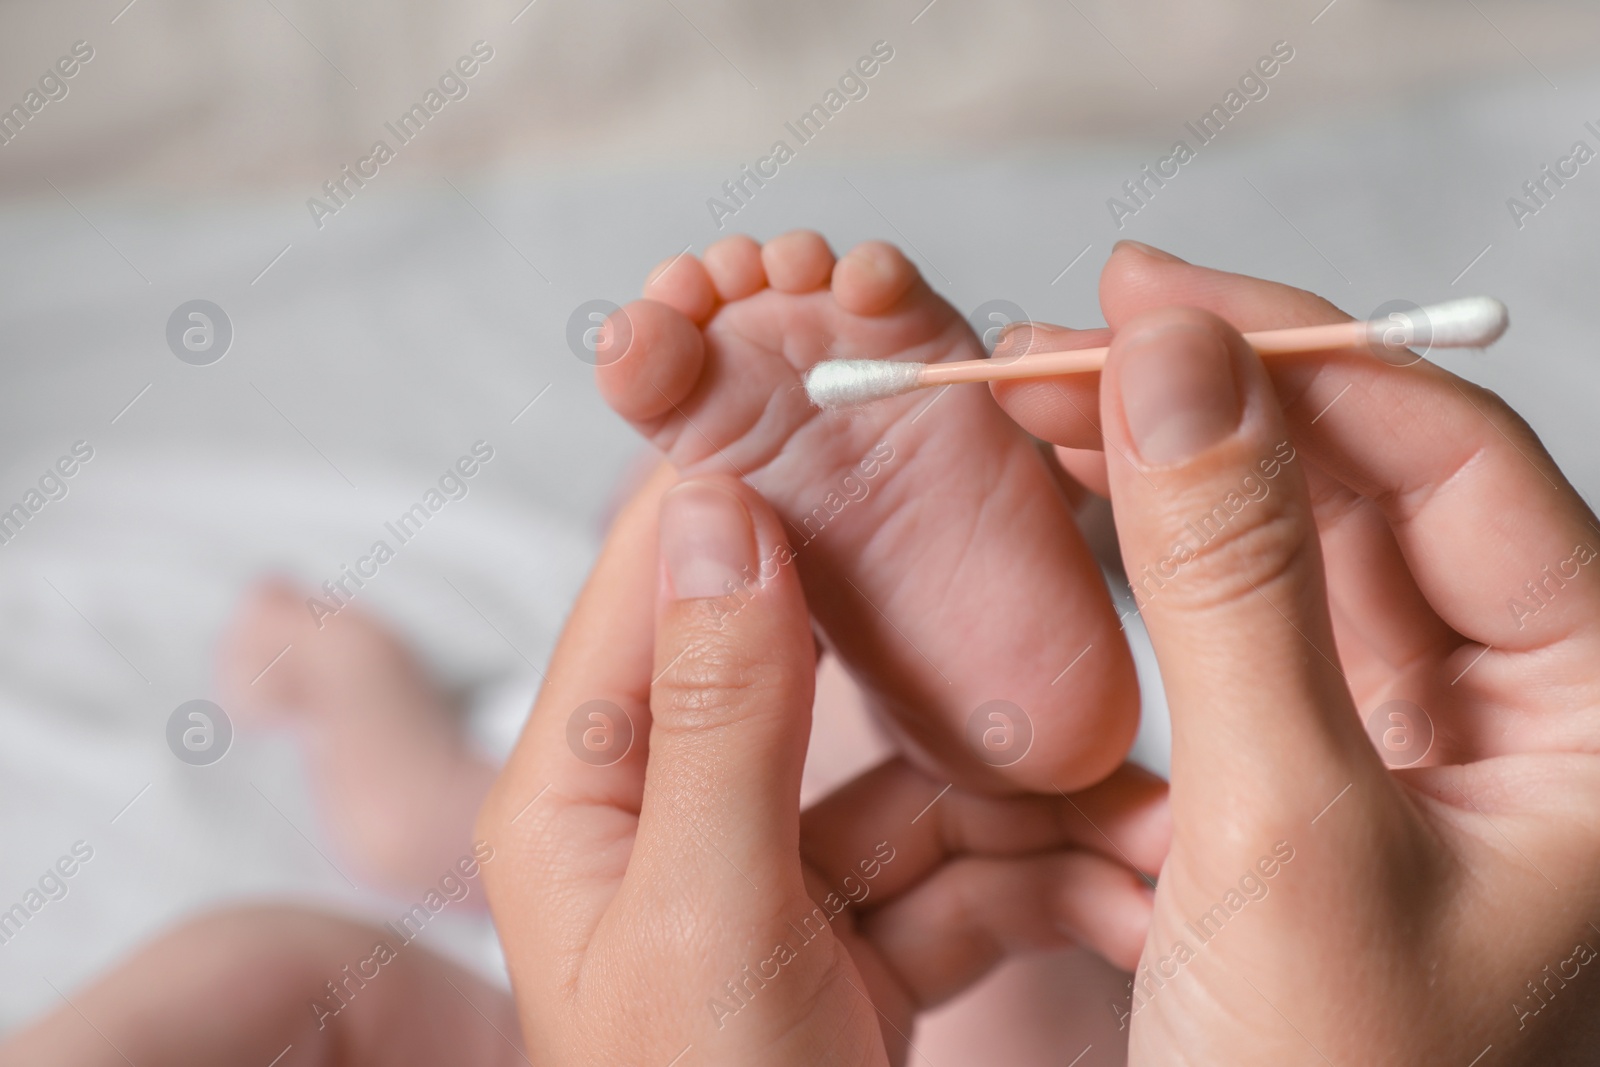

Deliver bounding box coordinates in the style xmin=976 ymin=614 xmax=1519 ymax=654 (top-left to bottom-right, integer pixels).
xmin=707 ymin=840 xmax=897 ymax=1030
xmin=1505 ymin=120 xmax=1600 ymax=231
xmin=707 ymin=440 xmax=896 ymax=628
xmin=166 ymin=699 xmax=233 ymax=767
xmin=307 ymin=41 xmax=495 ymax=230
xmin=0 ymin=840 xmax=96 ymax=949
xmin=309 ymin=841 xmax=495 ymax=1030
xmin=706 ymin=40 xmax=896 ymax=230
xmin=1512 ymin=937 xmax=1597 ymax=1032
xmin=1106 ymin=39 xmax=1296 ymax=230
xmin=1111 ymin=840 xmax=1297 ymax=1031
xmin=1507 ymin=542 xmax=1596 ymax=630
xmin=0 ymin=441 xmax=96 ymax=549
xmin=0 ymin=40 xmax=96 ymax=149
xmin=1123 ymin=439 xmax=1298 ymax=620
xmin=305 ymin=441 xmax=495 ymax=628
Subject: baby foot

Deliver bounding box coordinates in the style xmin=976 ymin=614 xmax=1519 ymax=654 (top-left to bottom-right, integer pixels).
xmin=217 ymin=579 xmax=495 ymax=895
xmin=597 ymin=231 xmax=1137 ymax=791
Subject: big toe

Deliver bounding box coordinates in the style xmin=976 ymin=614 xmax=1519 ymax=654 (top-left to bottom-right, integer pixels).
xmin=594 ymin=298 xmax=706 ymax=423
xmin=217 ymin=578 xmax=312 ymax=715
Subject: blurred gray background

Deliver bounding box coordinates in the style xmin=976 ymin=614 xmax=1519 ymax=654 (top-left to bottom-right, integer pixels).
xmin=2 ymin=0 xmax=1597 ymax=1062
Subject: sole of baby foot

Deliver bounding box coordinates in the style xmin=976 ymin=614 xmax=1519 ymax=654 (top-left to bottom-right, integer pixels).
xmin=598 ymin=232 xmax=1139 ymax=793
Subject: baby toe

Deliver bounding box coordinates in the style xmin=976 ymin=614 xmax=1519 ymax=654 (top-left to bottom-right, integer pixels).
xmin=761 ymin=229 xmax=836 ymax=293
xmin=832 ymin=240 xmax=922 ymax=316
xmin=216 ymin=578 xmax=313 ymax=714
xmin=643 ymin=251 xmax=718 ymax=323
xmin=594 ymin=299 xmax=706 ymax=423
xmin=704 ymin=234 xmax=766 ymax=301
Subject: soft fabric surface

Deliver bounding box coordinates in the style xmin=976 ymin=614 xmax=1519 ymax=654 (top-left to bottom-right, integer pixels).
xmin=3 ymin=0 xmax=1595 ymax=189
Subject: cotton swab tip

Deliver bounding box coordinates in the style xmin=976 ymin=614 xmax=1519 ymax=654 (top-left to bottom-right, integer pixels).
xmin=1375 ymin=296 xmax=1510 ymax=350
xmin=804 ymin=360 xmax=923 ymax=409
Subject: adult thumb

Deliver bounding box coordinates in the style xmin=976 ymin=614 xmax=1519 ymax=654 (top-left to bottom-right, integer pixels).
xmin=633 ymin=475 xmax=816 ymax=897
xmin=1099 ymin=307 xmax=1389 ymax=837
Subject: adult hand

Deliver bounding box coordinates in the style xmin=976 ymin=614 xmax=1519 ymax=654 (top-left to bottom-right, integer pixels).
xmin=994 ymin=245 xmax=1600 ymax=1064
xmin=478 ymin=465 xmax=1166 ymax=1065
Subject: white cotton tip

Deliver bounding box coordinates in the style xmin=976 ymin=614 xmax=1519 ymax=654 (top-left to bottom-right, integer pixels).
xmin=1371 ymin=297 xmax=1510 ymax=350
xmin=1423 ymin=296 xmax=1510 ymax=347
xmin=804 ymin=360 xmax=924 ymax=409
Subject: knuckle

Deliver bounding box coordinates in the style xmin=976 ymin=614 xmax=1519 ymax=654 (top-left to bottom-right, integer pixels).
xmin=1141 ymin=493 xmax=1316 ymax=615
xmin=477 ymin=781 xmax=531 ymax=839
xmin=1392 ymin=381 xmax=1550 ymax=521
xmin=919 ymin=859 xmax=990 ymax=935
xmin=651 ymin=632 xmax=785 ymax=732
xmin=1456 ymin=380 xmax=1541 ymax=451
xmin=1461 ymin=378 xmax=1515 ymax=421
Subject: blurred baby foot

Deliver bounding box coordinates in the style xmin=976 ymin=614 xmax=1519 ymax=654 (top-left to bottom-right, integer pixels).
xmin=218 ymin=579 xmax=496 ymax=896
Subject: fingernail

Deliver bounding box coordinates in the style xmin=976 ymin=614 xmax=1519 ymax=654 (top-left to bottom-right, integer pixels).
xmin=660 ymin=481 xmax=756 ymax=600
xmin=1118 ymin=322 xmax=1241 ymax=464
xmin=1116 ymin=240 xmax=1185 ymax=263
xmin=995 ymin=321 xmax=1064 ymax=358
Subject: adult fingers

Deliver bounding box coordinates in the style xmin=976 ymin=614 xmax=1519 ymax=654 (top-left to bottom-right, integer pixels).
xmin=1097 ymin=242 xmax=1600 ymax=661
xmin=481 ymin=462 xmax=672 ymax=825
xmin=1299 ymin=461 xmax=1455 ymax=682
xmin=1053 ymin=445 xmax=1111 ymax=498
xmin=988 ymin=325 xmax=1109 ymax=452
xmin=1098 ymin=305 xmax=1399 ymax=843
xmin=477 ymin=463 xmax=673 ymax=1000
xmin=1097 ymin=240 xmax=1350 ymax=331
xmin=623 ymin=474 xmax=818 ymax=905
xmin=799 ymin=759 xmax=1169 ymax=901
xmin=992 ymin=248 xmax=1447 ymax=663
xmin=858 ymin=850 xmax=1154 ymax=1002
